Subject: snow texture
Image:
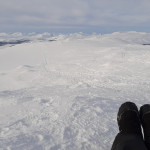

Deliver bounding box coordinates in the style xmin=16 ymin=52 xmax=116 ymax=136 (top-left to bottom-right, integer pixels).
xmin=0 ymin=32 xmax=150 ymax=150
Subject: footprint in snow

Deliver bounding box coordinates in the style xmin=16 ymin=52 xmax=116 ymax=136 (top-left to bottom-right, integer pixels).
xmin=63 ymin=126 xmax=79 ymax=140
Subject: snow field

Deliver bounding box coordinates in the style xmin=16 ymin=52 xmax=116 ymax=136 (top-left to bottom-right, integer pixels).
xmin=0 ymin=32 xmax=150 ymax=149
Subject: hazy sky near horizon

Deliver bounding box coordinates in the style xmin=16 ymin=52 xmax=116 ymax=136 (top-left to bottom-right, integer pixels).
xmin=1 ymin=0 xmax=150 ymax=33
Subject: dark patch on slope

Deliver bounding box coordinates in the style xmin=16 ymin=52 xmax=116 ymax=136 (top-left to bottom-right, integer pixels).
xmin=0 ymin=39 xmax=30 ymax=46
xmin=142 ymin=44 xmax=150 ymax=46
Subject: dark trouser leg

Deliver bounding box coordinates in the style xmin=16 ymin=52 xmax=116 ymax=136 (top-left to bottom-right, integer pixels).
xmin=140 ymin=104 xmax=150 ymax=150
xmin=111 ymin=132 xmax=148 ymax=150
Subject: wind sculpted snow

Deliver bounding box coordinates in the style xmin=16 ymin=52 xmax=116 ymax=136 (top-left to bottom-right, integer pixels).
xmin=0 ymin=32 xmax=150 ymax=150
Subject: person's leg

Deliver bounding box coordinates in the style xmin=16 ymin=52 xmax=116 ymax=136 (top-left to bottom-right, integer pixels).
xmin=111 ymin=102 xmax=148 ymax=150
xmin=111 ymin=132 xmax=148 ymax=150
xmin=140 ymin=104 xmax=150 ymax=150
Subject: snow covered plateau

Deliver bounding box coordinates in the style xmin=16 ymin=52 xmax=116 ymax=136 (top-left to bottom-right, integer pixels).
xmin=0 ymin=32 xmax=150 ymax=150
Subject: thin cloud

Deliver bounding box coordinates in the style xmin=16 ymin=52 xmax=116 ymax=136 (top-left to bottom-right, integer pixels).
xmin=0 ymin=0 xmax=150 ymax=32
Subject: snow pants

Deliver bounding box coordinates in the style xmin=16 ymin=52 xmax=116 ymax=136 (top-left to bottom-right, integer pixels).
xmin=111 ymin=132 xmax=148 ymax=150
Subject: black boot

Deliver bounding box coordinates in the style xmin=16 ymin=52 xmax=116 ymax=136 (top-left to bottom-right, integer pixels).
xmin=117 ymin=102 xmax=142 ymax=137
xmin=111 ymin=102 xmax=147 ymax=150
xmin=140 ymin=104 xmax=150 ymax=149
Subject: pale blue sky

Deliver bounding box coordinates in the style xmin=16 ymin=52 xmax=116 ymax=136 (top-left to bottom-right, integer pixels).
xmin=1 ymin=0 xmax=150 ymax=33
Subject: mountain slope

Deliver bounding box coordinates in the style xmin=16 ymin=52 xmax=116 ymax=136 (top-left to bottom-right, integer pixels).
xmin=0 ymin=32 xmax=150 ymax=150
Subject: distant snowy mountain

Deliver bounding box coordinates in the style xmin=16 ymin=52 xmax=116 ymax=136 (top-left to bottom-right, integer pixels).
xmin=1 ymin=31 xmax=150 ymax=46
xmin=0 ymin=32 xmax=150 ymax=150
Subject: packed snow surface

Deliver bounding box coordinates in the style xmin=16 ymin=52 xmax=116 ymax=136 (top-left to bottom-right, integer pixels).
xmin=0 ymin=32 xmax=150 ymax=150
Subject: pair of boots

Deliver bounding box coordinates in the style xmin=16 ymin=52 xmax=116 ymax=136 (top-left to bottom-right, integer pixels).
xmin=111 ymin=102 xmax=150 ymax=150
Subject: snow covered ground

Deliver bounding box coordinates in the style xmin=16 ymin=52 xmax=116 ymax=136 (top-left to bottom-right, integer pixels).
xmin=0 ymin=32 xmax=150 ymax=150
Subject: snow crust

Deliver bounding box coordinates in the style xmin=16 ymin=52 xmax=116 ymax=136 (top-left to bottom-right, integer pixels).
xmin=0 ymin=32 xmax=150 ymax=150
